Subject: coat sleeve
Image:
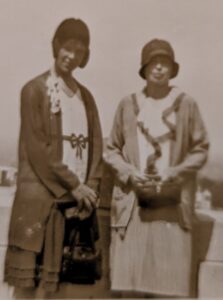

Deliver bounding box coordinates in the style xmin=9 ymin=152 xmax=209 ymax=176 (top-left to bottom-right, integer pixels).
xmin=21 ymin=82 xmax=80 ymax=199
xmin=177 ymin=100 xmax=209 ymax=175
xmin=104 ymin=100 xmax=138 ymax=185
xmin=176 ymin=100 xmax=209 ymax=231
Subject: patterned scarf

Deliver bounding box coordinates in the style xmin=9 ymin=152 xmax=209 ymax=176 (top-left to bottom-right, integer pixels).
xmin=132 ymin=92 xmax=184 ymax=174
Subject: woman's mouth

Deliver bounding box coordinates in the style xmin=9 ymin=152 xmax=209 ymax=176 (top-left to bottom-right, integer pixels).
xmin=153 ymin=73 xmax=164 ymax=79
xmin=63 ymin=61 xmax=70 ymax=68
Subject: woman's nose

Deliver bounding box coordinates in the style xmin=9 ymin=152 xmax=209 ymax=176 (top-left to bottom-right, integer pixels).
xmin=155 ymin=63 xmax=162 ymax=70
xmin=67 ymin=51 xmax=75 ymax=60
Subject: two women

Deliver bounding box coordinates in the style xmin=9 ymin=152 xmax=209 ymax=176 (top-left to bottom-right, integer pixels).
xmin=4 ymin=18 xmax=103 ymax=296
xmin=104 ymin=39 xmax=209 ymax=298
xmin=5 ymin=18 xmax=209 ymax=298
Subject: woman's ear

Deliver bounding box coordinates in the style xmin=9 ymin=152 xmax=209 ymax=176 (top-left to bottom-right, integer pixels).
xmin=79 ymin=48 xmax=90 ymax=68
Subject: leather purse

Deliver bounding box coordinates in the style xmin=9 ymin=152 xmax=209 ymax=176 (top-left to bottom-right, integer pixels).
xmin=137 ymin=178 xmax=181 ymax=208
xmin=60 ymin=219 xmax=102 ymax=284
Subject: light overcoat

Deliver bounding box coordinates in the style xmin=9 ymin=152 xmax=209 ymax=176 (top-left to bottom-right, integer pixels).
xmin=104 ymin=92 xmax=209 ymax=231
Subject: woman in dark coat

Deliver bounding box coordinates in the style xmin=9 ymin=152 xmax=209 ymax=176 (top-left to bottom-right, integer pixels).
xmin=4 ymin=18 xmax=103 ymax=296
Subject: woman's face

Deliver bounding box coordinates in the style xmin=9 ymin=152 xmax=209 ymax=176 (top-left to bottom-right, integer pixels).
xmin=144 ymin=55 xmax=173 ymax=86
xmin=55 ymin=38 xmax=86 ymax=76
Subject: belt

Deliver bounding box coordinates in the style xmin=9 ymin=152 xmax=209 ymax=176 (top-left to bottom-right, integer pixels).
xmin=62 ymin=133 xmax=89 ymax=159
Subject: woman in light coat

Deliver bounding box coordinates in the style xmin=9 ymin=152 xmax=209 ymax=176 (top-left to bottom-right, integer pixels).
xmin=104 ymin=39 xmax=209 ymax=298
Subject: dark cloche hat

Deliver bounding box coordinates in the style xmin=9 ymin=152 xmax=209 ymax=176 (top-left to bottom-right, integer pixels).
xmin=52 ymin=18 xmax=90 ymax=68
xmin=139 ymin=39 xmax=179 ymax=79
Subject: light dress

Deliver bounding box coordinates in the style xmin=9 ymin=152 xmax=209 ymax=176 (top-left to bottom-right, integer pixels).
xmin=59 ymin=79 xmax=88 ymax=183
xmin=110 ymin=87 xmax=192 ymax=297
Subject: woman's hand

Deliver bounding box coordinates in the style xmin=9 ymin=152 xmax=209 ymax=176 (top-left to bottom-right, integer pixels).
xmin=162 ymin=166 xmax=182 ymax=182
xmin=128 ymin=172 xmax=148 ymax=191
xmin=71 ymin=183 xmax=98 ymax=212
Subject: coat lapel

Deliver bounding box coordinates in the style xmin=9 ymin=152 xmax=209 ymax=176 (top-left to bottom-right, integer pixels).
xmin=169 ymin=94 xmax=190 ymax=166
xmin=123 ymin=94 xmax=140 ymax=170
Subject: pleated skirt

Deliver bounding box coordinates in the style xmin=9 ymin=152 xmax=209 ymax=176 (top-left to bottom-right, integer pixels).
xmin=110 ymin=203 xmax=192 ymax=297
xmin=4 ymin=206 xmax=64 ymax=293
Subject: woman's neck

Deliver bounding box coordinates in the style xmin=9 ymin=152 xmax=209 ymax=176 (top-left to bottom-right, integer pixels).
xmin=145 ymin=83 xmax=171 ymax=100
xmin=54 ymin=64 xmax=78 ymax=93
xmin=54 ymin=63 xmax=72 ymax=80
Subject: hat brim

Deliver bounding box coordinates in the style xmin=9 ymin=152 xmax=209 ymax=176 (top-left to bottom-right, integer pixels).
xmin=139 ymin=49 xmax=179 ymax=79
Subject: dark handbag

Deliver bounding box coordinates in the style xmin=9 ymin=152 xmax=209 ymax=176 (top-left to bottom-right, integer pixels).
xmin=60 ymin=219 xmax=102 ymax=284
xmin=137 ymin=178 xmax=181 ymax=208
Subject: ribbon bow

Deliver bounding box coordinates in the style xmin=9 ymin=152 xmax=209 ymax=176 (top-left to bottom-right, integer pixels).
xmin=63 ymin=134 xmax=89 ymax=159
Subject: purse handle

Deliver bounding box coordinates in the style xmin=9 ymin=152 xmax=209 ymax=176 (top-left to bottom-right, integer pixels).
xmin=69 ymin=222 xmax=96 ymax=254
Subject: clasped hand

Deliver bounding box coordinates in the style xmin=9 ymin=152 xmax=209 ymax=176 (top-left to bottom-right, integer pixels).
xmin=71 ymin=183 xmax=99 ymax=213
xmin=129 ymin=167 xmax=182 ymax=193
xmin=129 ymin=172 xmax=159 ymax=194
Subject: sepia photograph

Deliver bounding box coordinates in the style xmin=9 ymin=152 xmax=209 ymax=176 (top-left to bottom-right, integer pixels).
xmin=0 ymin=0 xmax=223 ymax=299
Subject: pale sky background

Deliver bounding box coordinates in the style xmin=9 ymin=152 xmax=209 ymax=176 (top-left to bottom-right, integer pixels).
xmin=0 ymin=0 xmax=223 ymax=170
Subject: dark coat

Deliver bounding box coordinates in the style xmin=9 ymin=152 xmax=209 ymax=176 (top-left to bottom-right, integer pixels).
xmin=8 ymin=71 xmax=103 ymax=253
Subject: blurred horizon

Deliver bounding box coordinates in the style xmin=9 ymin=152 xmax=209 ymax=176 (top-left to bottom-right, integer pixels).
xmin=1 ymin=136 xmax=223 ymax=181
